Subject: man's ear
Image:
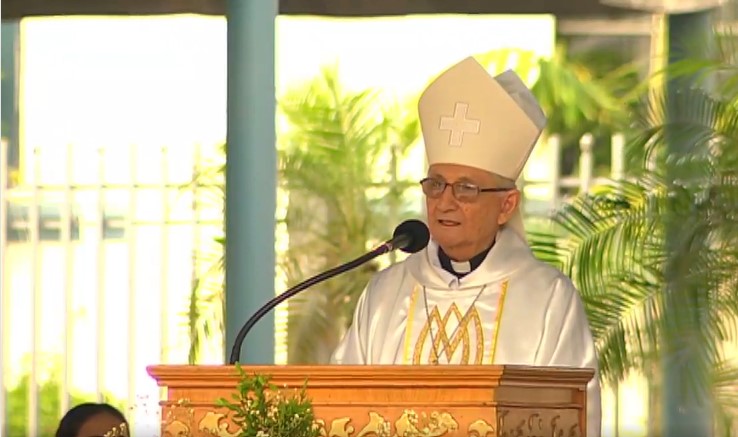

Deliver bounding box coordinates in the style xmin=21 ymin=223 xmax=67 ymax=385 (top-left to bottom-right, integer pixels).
xmin=497 ymin=189 xmax=520 ymax=225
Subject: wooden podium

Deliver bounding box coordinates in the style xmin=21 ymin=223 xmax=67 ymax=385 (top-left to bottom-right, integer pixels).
xmin=148 ymin=364 xmax=593 ymax=437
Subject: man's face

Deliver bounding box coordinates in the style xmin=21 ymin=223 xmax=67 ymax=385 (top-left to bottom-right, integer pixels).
xmin=423 ymin=163 xmax=519 ymax=261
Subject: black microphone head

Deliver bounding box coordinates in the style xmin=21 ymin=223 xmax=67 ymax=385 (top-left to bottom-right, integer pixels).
xmin=393 ymin=219 xmax=430 ymax=254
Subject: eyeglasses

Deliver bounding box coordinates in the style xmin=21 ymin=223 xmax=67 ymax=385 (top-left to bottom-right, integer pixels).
xmin=419 ymin=177 xmax=512 ymax=202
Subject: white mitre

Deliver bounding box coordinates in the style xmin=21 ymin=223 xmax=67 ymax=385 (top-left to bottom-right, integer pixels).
xmin=418 ymin=56 xmax=547 ymax=242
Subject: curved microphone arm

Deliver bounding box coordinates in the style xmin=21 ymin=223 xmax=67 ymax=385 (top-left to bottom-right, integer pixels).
xmin=228 ymin=241 xmax=395 ymax=364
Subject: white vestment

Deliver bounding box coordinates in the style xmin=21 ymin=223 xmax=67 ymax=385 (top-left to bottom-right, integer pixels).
xmin=331 ymin=227 xmax=602 ymax=437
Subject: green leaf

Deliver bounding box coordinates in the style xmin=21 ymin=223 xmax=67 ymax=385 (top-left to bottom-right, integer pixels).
xmin=535 ymin=35 xmax=738 ymax=415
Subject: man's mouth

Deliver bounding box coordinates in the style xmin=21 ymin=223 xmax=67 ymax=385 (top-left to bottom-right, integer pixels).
xmin=438 ymin=219 xmax=461 ymax=227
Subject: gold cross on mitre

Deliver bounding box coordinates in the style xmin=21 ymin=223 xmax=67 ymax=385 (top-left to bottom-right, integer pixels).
xmin=439 ymin=102 xmax=480 ymax=147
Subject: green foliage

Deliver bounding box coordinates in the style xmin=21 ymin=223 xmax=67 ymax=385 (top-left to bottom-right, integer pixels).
xmin=535 ymin=50 xmax=632 ymax=135
xmin=530 ymin=30 xmax=738 ymax=430
xmin=217 ymin=364 xmax=320 ymax=437
xmin=475 ymin=45 xmax=643 ymax=177
xmin=185 ymin=66 xmax=421 ymax=364
xmin=183 ymin=145 xmax=226 ymax=364
xmin=278 ymin=66 xmax=421 ymax=363
xmin=6 ymin=368 xmax=124 ymax=437
xmin=537 ymin=44 xmax=644 ymax=176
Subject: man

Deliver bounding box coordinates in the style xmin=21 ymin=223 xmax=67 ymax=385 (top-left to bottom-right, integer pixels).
xmin=330 ymin=56 xmax=601 ymax=437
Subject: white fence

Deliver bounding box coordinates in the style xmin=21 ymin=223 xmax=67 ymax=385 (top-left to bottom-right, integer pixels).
xmin=521 ymin=132 xmax=626 ymax=219
xmin=0 ymin=141 xmax=224 ymax=435
xmin=0 ymin=132 xmax=623 ymax=435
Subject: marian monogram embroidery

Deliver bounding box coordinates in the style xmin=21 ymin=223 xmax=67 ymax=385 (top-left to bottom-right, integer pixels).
xmin=413 ymin=303 xmax=485 ymax=365
xmin=402 ymin=280 xmax=509 ymax=365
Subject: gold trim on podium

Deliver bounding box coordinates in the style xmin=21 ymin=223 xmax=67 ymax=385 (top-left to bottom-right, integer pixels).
xmin=149 ymin=364 xmax=592 ymax=437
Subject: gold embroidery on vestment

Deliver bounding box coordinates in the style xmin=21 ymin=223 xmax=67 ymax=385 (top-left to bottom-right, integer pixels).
xmin=405 ymin=279 xmax=510 ymax=365
xmin=402 ymin=286 xmax=420 ymax=364
xmin=413 ymin=302 xmax=484 ymax=364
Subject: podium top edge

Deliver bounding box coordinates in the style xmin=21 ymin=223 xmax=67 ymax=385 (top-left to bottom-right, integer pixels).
xmin=146 ymin=364 xmax=595 ymax=386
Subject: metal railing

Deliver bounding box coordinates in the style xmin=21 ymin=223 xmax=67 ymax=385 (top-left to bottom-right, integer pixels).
xmin=0 ymin=141 xmax=223 ymax=435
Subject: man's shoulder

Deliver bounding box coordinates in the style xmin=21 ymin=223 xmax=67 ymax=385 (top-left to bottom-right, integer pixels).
xmin=504 ymin=257 xmax=588 ymax=330
xmin=493 ymin=228 xmax=578 ymax=299
xmin=350 ymin=256 xmax=417 ymax=316
xmin=527 ymin=257 xmax=575 ymax=285
xmin=366 ymin=253 xmax=416 ymax=288
xmin=510 ymin=255 xmax=580 ymax=300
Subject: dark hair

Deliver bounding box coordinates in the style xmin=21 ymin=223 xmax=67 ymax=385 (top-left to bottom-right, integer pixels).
xmin=55 ymin=402 xmax=129 ymax=437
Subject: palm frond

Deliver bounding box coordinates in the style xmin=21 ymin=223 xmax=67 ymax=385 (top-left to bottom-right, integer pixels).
xmin=543 ymin=34 xmax=738 ymax=417
xmin=276 ymin=66 xmax=421 ymax=363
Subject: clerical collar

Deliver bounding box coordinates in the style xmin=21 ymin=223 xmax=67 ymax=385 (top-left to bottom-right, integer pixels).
xmin=438 ymin=244 xmax=493 ymax=278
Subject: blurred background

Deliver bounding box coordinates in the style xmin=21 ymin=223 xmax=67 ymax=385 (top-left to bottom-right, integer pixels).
xmin=2 ymin=0 xmax=738 ymax=435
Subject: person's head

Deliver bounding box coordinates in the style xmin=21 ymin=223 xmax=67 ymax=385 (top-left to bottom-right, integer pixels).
xmin=417 ymin=57 xmax=547 ymax=260
xmin=421 ymin=163 xmax=519 ymax=260
xmin=55 ymin=403 xmax=129 ymax=437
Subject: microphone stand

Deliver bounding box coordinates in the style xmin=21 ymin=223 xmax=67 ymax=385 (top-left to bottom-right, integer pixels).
xmin=228 ymin=237 xmax=409 ymax=364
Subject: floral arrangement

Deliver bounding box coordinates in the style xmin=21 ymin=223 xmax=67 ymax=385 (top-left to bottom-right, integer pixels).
xmin=216 ymin=364 xmax=321 ymax=437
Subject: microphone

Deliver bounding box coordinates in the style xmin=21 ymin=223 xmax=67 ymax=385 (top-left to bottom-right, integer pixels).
xmin=228 ymin=219 xmax=430 ymax=364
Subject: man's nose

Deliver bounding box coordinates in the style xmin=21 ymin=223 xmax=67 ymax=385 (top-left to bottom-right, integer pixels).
xmin=436 ymin=185 xmax=458 ymax=210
